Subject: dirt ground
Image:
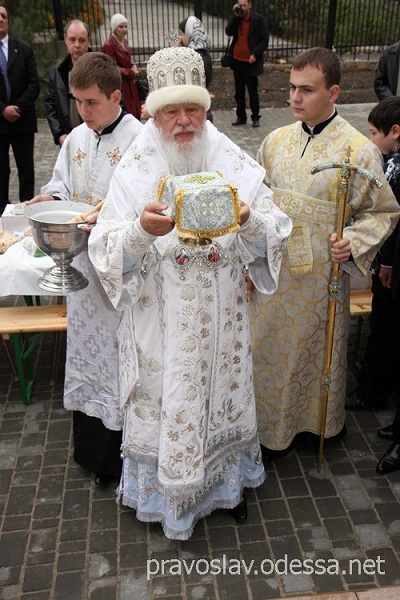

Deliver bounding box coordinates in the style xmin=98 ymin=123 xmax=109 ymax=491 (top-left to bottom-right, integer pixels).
xmin=209 ymin=61 xmax=378 ymax=110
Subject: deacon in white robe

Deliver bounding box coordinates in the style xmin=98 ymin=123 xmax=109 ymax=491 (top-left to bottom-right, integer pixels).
xmin=88 ymin=46 xmax=292 ymax=539
xmin=26 ymin=53 xmax=143 ymax=483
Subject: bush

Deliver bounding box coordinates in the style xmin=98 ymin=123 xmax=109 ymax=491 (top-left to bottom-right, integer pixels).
xmin=60 ymin=0 xmax=105 ymax=31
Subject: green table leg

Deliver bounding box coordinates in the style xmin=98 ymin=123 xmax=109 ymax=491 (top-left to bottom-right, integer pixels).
xmin=12 ymin=332 xmax=43 ymax=405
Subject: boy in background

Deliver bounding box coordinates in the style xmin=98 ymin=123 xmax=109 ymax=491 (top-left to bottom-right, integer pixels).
xmin=370 ymin=98 xmax=400 ymax=474
xmin=346 ymin=97 xmax=400 ymax=417
xmin=346 ymin=96 xmax=400 ymax=474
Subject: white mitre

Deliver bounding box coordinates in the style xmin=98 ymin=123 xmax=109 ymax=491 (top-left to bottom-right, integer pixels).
xmin=145 ymin=46 xmax=211 ymax=116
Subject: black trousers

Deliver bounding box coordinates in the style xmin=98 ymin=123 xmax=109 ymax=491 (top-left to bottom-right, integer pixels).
xmin=0 ymin=132 xmax=35 ymax=214
xmin=357 ymin=273 xmax=400 ymax=406
xmin=232 ymin=59 xmax=260 ymax=122
xmin=73 ymin=411 xmax=123 ymax=477
xmin=393 ymin=403 xmax=400 ymax=444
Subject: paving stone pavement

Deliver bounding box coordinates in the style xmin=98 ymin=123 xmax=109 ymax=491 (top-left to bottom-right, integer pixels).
xmin=2 ymin=105 xmax=400 ymax=600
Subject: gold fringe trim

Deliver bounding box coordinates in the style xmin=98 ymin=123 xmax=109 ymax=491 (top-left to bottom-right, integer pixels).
xmin=175 ymin=183 xmax=240 ymax=239
xmin=157 ymin=175 xmax=170 ymax=202
xmin=157 ymin=172 xmax=241 ymax=239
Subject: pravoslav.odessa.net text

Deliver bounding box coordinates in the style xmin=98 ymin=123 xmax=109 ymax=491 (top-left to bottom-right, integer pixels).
xmin=147 ymin=554 xmax=385 ymax=580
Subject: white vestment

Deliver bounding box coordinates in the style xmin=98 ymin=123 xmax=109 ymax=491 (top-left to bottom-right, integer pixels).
xmin=41 ymin=114 xmax=143 ymax=430
xmin=88 ymin=120 xmax=292 ymax=539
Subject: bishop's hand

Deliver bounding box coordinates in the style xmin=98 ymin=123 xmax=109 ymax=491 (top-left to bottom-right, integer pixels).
xmin=140 ymin=202 xmax=175 ymax=236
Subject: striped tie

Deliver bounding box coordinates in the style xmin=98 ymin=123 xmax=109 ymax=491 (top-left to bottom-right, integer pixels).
xmin=0 ymin=41 xmax=11 ymax=102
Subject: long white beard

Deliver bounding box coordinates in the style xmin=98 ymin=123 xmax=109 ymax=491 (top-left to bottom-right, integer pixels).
xmin=160 ymin=126 xmax=208 ymax=175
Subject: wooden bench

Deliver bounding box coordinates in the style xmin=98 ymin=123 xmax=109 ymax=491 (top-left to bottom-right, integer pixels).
xmin=0 ymin=304 xmax=67 ymax=405
xmin=349 ymin=289 xmax=373 ymax=364
xmin=349 ymin=289 xmax=373 ymax=317
xmin=0 ymin=290 xmax=374 ymax=404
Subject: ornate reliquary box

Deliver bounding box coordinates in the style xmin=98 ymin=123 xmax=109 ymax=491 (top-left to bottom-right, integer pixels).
xmin=157 ymin=171 xmax=240 ymax=240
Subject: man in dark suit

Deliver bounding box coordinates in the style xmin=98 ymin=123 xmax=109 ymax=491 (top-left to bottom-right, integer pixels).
xmin=376 ymin=220 xmax=400 ymax=474
xmin=45 ymin=19 xmax=91 ymax=146
xmin=0 ymin=5 xmax=40 ymax=214
xmin=225 ymin=0 xmax=268 ymax=128
xmin=374 ymin=41 xmax=400 ymax=100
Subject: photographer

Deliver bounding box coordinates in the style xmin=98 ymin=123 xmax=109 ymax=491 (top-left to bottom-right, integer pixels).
xmin=225 ymin=1 xmax=268 ymax=128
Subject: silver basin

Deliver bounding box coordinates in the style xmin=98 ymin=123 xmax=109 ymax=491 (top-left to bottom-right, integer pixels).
xmin=24 ymin=200 xmax=92 ymax=293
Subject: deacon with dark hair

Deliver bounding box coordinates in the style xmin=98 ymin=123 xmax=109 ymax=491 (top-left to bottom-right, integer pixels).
xmin=27 ymin=52 xmax=143 ymax=485
xmin=250 ymin=47 xmax=400 ymax=460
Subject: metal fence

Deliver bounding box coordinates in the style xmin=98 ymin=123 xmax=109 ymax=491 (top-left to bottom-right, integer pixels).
xmin=48 ymin=0 xmax=400 ymax=65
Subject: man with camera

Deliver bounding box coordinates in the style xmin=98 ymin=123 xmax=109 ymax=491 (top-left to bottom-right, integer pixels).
xmin=225 ymin=1 xmax=268 ymax=128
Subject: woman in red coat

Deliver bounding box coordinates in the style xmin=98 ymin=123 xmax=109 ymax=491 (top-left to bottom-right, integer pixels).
xmin=102 ymin=13 xmax=141 ymax=119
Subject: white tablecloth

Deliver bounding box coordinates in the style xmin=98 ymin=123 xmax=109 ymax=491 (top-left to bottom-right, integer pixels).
xmin=0 ymin=238 xmax=57 ymax=296
xmin=1 ymin=237 xmax=372 ymax=297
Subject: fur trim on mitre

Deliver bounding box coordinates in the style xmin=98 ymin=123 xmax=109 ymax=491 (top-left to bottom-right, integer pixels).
xmin=146 ymin=85 xmax=211 ymax=116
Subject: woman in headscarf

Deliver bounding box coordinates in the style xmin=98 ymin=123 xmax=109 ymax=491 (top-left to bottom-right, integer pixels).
xmin=179 ymin=16 xmax=213 ymax=122
xmin=102 ymin=13 xmax=142 ymax=119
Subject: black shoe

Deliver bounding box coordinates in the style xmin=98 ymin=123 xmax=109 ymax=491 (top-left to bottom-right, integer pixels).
xmin=252 ymin=119 xmax=260 ymax=128
xmin=345 ymin=389 xmax=375 ymax=411
xmin=378 ymin=425 xmax=394 ymax=440
xmin=232 ymin=119 xmax=246 ymax=126
xmin=94 ymin=474 xmax=117 ymax=486
xmin=228 ymin=498 xmax=247 ymax=522
xmin=376 ymin=443 xmax=400 ymax=475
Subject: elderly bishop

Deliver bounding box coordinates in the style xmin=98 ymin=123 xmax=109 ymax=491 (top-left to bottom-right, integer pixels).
xmin=88 ymin=46 xmax=292 ymax=539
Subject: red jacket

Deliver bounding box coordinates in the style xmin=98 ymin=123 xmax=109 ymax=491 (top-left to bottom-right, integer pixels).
xmin=102 ymin=34 xmax=141 ymax=119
